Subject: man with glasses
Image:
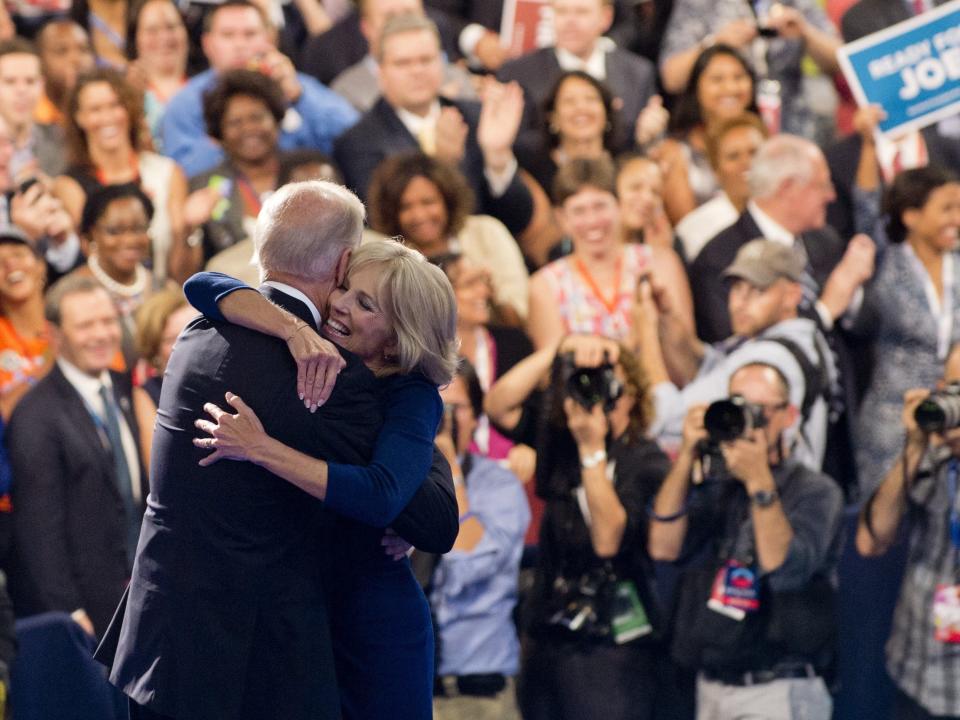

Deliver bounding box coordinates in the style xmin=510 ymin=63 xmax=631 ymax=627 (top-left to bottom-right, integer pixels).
xmin=648 ymin=361 xmax=843 ymax=720
xmin=638 ymin=238 xmax=833 ymax=471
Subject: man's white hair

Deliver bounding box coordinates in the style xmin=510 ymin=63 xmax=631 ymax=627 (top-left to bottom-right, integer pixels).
xmin=253 ymin=180 xmax=366 ymax=283
xmin=748 ymin=134 xmax=821 ymax=200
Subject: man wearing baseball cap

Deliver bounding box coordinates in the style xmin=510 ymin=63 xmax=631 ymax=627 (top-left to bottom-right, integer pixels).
xmin=638 ymin=238 xmax=835 ymax=471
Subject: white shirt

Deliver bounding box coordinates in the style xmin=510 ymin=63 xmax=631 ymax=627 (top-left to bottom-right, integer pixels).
xmin=555 ymin=37 xmax=615 ymax=80
xmin=261 ymin=281 xmax=322 ymax=328
xmin=57 ymin=358 xmax=142 ymax=503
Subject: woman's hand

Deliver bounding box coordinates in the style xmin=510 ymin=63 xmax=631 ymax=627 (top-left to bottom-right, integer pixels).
xmin=288 ymin=322 xmax=345 ymax=411
xmin=564 ymin=397 xmax=608 ymax=454
xmin=381 ymin=528 xmax=414 ymax=561
xmin=506 ymin=443 xmax=536 ymax=484
xmin=193 ymin=392 xmax=268 ymax=466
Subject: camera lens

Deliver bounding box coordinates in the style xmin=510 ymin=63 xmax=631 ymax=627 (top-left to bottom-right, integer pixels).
xmin=704 ymin=400 xmax=749 ymax=443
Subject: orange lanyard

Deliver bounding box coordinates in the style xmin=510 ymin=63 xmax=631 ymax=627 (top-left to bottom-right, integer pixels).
xmin=574 ymin=255 xmax=622 ymax=314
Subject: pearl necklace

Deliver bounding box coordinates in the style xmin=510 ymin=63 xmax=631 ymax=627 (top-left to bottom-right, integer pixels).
xmin=88 ymin=255 xmax=149 ymax=298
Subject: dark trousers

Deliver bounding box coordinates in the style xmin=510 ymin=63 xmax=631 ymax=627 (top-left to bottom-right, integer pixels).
xmin=518 ymin=636 xmax=658 ymax=720
xmin=129 ymin=699 xmax=175 ymax=720
xmin=894 ymin=687 xmax=960 ymax=720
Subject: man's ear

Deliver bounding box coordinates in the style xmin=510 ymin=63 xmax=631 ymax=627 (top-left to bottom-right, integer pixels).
xmin=600 ymin=3 xmax=614 ymax=33
xmin=334 ymin=248 xmax=352 ymax=286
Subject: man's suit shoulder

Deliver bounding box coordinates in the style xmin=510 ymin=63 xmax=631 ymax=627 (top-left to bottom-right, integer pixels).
xmin=498 ymin=47 xmax=556 ymax=82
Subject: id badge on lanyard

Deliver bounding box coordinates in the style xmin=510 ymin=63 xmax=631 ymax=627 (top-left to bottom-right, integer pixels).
xmin=933 ymin=460 xmax=960 ymax=643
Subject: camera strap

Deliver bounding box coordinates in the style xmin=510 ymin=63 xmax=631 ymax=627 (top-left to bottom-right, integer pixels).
xmin=947 ymin=459 xmax=960 ymax=557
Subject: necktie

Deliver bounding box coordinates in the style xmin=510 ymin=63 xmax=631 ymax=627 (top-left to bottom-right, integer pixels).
xmin=99 ymin=384 xmax=138 ymax=566
xmin=791 ymin=239 xmax=820 ymax=308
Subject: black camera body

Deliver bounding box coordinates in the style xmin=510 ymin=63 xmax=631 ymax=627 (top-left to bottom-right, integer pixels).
xmin=559 ymin=353 xmax=623 ymax=413
xmin=704 ymin=395 xmax=769 ymax=444
xmin=915 ymin=382 xmax=960 ymax=433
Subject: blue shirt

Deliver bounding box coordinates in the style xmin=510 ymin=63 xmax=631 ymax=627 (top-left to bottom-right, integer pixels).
xmin=162 ymin=69 xmax=359 ymax=177
xmin=431 ymin=455 xmax=529 ymax=677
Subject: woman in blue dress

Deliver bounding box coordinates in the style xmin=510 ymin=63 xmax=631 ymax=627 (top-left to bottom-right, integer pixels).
xmin=185 ymin=240 xmax=458 ymax=720
xmin=855 ymin=166 xmax=960 ymax=497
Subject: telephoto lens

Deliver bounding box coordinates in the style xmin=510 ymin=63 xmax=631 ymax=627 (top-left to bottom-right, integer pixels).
xmin=704 ymin=395 xmax=768 ymax=444
xmin=914 ymin=383 xmax=960 ymax=433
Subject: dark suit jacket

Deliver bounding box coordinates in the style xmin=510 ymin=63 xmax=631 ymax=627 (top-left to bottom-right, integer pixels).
xmin=689 ymin=210 xmax=846 ymax=344
xmin=7 ymin=365 xmax=146 ymax=637
xmin=333 ymin=96 xmax=534 ymax=237
xmin=497 ymin=46 xmax=657 ymax=157
xmin=826 ymin=128 xmax=960 ymax=241
xmin=297 ymin=7 xmax=463 ymax=85
xmin=98 ymin=287 xmax=456 ymax=719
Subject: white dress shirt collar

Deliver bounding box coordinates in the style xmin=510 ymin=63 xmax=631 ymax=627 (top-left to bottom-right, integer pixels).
xmin=261 ymin=281 xmax=323 ymax=328
xmin=555 ymin=37 xmax=614 ymax=80
xmin=58 ymin=357 xmax=112 ymax=408
xmin=748 ymin=200 xmax=796 ymax=246
xmin=396 ymin=101 xmax=442 ymax=139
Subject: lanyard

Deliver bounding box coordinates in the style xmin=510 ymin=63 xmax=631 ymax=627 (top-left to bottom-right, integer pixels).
xmin=574 ymin=255 xmax=622 ymax=315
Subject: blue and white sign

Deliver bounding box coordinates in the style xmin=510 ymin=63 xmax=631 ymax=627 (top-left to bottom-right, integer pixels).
xmin=839 ymin=0 xmax=960 ymax=136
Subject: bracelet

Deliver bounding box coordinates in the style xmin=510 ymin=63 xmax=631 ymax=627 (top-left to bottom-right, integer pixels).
xmin=459 ymin=511 xmax=476 ymax=524
xmin=646 ymin=500 xmax=688 ymax=522
xmin=283 ymin=319 xmax=310 ymax=343
xmin=185 ymin=228 xmax=203 ymax=248
xmin=580 ymin=449 xmax=607 ymax=470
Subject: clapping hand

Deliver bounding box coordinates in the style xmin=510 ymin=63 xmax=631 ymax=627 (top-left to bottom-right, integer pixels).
xmin=635 ymin=95 xmax=669 ymax=149
xmin=435 ymin=106 xmax=469 ymax=165
xmin=477 ymin=79 xmax=524 ymax=173
xmin=193 ymin=392 xmax=266 ymax=466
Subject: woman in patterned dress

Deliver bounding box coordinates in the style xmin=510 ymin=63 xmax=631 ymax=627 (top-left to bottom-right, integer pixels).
xmin=855 ymin=166 xmax=960 ymax=497
xmin=526 ymin=156 xmax=693 ymax=353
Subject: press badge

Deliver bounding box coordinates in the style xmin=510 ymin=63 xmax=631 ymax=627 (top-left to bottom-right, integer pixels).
xmin=707 ymin=560 xmax=760 ymax=621
xmin=611 ymin=581 xmax=652 ymax=644
xmin=934 ymin=584 xmax=960 ymax=643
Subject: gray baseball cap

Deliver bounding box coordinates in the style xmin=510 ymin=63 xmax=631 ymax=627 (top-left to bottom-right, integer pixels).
xmin=723 ymin=239 xmax=804 ymax=289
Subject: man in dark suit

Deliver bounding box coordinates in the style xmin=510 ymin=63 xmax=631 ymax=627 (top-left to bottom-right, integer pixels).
xmin=333 ymin=13 xmax=534 ymax=239
xmin=496 ymin=0 xmax=658 ymax=155
xmin=97 ymin=181 xmax=458 ymax=720
xmin=690 ymin=134 xmax=874 ymax=345
xmin=7 ymin=275 xmax=146 ymax=638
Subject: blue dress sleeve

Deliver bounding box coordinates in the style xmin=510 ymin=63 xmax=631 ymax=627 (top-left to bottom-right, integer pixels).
xmin=324 ymin=374 xmax=443 ymax=527
xmin=183 ymin=272 xmax=254 ymax=323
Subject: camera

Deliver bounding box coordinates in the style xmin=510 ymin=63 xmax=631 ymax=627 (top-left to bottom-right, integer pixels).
xmin=914 ymin=382 xmax=960 ymax=433
xmin=559 ymin=353 xmax=623 ymax=413
xmin=704 ymin=395 xmax=768 ymax=444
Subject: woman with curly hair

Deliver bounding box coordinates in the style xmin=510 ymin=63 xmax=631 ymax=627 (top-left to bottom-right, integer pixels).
xmin=368 ymin=151 xmax=529 ymax=326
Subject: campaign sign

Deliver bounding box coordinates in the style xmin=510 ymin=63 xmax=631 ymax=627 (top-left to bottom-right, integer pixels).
xmin=838 ymin=0 xmax=960 ymax=136
xmin=501 ymin=0 xmax=553 ymax=56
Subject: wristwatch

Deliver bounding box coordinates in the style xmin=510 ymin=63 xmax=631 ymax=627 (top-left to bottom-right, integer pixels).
xmin=750 ymin=488 xmax=779 ymax=508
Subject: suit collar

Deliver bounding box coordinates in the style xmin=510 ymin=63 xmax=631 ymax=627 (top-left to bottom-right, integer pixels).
xmin=260 ymin=283 xmax=322 ymax=330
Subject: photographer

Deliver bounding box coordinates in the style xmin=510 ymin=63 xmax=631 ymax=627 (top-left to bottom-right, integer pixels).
xmin=857 ymin=343 xmax=960 ymax=719
xmin=485 ymin=335 xmax=670 ymax=720
xmin=649 ymin=362 xmax=843 ymax=720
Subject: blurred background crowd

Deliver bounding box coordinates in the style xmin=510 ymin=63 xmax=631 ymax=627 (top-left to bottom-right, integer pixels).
xmin=0 ymin=0 xmax=956 ymax=717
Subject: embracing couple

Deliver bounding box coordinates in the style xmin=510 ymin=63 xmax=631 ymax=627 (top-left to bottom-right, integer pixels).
xmin=95 ymin=181 xmax=461 ymax=720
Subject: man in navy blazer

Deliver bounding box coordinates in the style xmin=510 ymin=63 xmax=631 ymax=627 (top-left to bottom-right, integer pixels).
xmin=7 ymin=275 xmax=147 ymax=638
xmin=333 ymin=13 xmax=534 ymax=239
xmin=496 ymin=0 xmax=658 ymax=155
xmin=96 ymin=181 xmax=458 ymax=720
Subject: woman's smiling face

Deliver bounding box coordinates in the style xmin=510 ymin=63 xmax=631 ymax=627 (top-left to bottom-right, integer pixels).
xmin=323 ymin=263 xmax=396 ymax=368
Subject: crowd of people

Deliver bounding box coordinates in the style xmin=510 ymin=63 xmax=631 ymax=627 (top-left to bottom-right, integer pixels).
xmin=0 ymin=0 xmax=957 ymax=718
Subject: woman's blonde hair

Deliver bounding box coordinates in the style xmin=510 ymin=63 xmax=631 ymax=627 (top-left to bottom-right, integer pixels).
xmin=348 ymin=241 xmax=459 ymax=386
xmin=134 ymin=287 xmax=187 ymax=369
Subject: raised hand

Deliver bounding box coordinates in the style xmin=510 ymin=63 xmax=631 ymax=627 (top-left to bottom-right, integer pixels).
xmin=193 ymin=392 xmax=267 ymax=466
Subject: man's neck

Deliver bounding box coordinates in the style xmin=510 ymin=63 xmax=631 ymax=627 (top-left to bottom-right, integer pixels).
xmin=560 ymin=41 xmax=599 ymax=63
xmin=262 ymin=271 xmax=335 ymax=320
